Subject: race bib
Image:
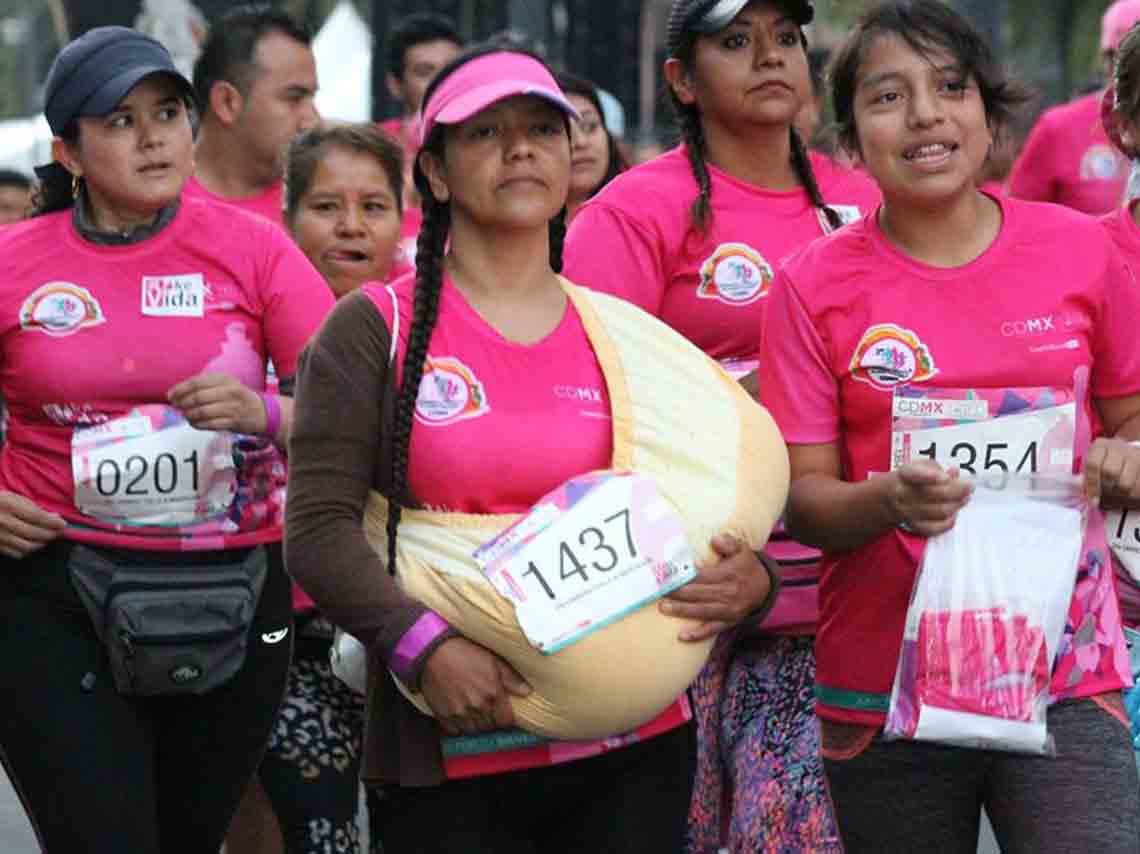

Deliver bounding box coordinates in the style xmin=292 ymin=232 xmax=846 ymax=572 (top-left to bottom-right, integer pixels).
xmin=474 ymin=472 xmax=698 ymax=654
xmin=891 ymin=386 xmax=1077 ymax=479
xmin=72 ymin=405 xmax=237 ymax=527
xmin=1108 ymin=510 xmax=1140 ymax=586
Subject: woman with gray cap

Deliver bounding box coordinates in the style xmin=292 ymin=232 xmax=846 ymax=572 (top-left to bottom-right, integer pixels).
xmin=0 ymin=26 xmax=333 ymax=852
xmin=564 ymin=1 xmax=876 ymax=851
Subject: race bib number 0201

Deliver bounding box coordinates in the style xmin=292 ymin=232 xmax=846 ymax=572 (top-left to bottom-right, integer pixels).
xmin=474 ymin=472 xmax=697 ymax=655
xmin=891 ymin=386 xmax=1077 ymax=479
xmin=72 ymin=404 xmax=237 ymax=527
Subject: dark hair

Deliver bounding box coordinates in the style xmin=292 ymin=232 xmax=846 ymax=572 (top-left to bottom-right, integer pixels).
xmin=387 ymin=12 xmax=462 ymax=79
xmin=830 ymin=0 xmax=1031 ymax=157
xmin=0 ymin=169 xmax=32 ymax=191
xmin=554 ymin=71 xmax=628 ymax=195
xmin=384 ymin=45 xmax=568 ymax=576
xmin=284 ymin=122 xmax=405 ymax=224
xmin=1115 ymin=22 xmax=1140 ymax=152
xmin=193 ymin=4 xmax=312 ymax=109
xmin=665 ymin=0 xmax=841 ymax=233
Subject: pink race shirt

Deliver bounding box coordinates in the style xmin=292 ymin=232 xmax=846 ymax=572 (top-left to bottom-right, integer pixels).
xmin=183 ymin=175 xmax=286 ymax=227
xmin=1008 ymin=92 xmax=1128 ymax=216
xmin=760 ymin=195 xmax=1140 ymax=726
xmin=563 ymin=146 xmax=881 ymax=365
xmin=0 ymin=196 xmax=333 ymax=551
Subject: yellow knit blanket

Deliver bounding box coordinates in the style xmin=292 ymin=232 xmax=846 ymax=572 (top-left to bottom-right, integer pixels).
xmin=363 ymin=279 xmax=789 ymax=740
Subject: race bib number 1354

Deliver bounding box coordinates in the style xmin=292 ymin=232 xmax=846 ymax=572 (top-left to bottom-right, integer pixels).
xmin=474 ymin=472 xmax=697 ymax=654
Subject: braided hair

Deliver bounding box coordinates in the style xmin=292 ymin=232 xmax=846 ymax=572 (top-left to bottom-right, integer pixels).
xmin=665 ymin=0 xmax=838 ymax=234
xmin=385 ymin=46 xmax=571 ymax=575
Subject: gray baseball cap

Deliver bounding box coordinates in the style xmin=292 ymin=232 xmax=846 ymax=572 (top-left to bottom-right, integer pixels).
xmin=43 ymin=26 xmax=195 ymax=136
xmin=667 ymin=0 xmax=814 ymax=56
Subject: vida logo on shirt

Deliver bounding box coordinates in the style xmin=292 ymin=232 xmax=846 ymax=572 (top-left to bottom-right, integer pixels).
xmin=141 ymin=274 xmax=205 ymax=318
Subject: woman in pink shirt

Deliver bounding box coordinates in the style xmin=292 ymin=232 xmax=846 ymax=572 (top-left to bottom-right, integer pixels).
xmin=286 ymin=47 xmax=779 ymax=853
xmin=761 ymin=2 xmax=1140 ymax=850
xmin=0 ymin=27 xmax=333 ymax=853
xmin=555 ymin=71 xmax=628 ymax=222
xmin=565 ymin=2 xmax=879 ymax=850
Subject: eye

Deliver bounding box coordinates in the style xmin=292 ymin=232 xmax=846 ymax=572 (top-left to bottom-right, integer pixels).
xmin=871 ymin=90 xmax=902 ymax=106
xmin=107 ymin=113 xmax=132 ymax=129
xmin=777 ymin=30 xmax=800 ymax=48
xmin=722 ymin=32 xmax=749 ymax=49
xmin=310 ymin=200 xmax=338 ymax=214
xmin=534 ymin=120 xmax=562 ymax=136
xmin=580 ymin=120 xmax=601 ymax=135
xmin=158 ymin=103 xmax=182 ymax=121
xmin=467 ymin=123 xmax=498 ymax=140
xmin=940 ymin=77 xmax=969 ymax=96
xmin=364 ymin=200 xmax=391 ymax=214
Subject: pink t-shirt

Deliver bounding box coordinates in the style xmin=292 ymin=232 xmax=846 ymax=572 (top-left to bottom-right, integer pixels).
xmin=1101 ymin=200 xmax=1140 ymax=629
xmin=183 ymin=175 xmax=286 ymax=227
xmin=366 ymin=276 xmax=613 ymax=512
xmin=563 ymin=146 xmax=881 ymax=364
xmin=0 ymin=196 xmax=333 ymax=551
xmin=1008 ymin=92 xmax=1128 ymax=216
xmin=760 ymin=195 xmax=1139 ymax=726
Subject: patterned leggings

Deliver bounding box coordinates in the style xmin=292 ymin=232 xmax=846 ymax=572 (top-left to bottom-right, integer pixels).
xmin=258 ymin=623 xmax=373 ymax=854
xmin=719 ymin=636 xmax=841 ymax=854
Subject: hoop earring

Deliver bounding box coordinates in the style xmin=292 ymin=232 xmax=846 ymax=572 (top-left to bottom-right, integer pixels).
xmin=71 ymin=173 xmax=81 ymax=199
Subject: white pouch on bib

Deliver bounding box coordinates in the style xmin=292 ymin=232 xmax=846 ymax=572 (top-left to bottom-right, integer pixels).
xmin=885 ymin=474 xmax=1086 ymax=755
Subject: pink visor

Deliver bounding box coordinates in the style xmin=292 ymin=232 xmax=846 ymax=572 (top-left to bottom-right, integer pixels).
xmin=1103 ymin=0 xmax=1140 ymax=52
xmin=418 ymin=52 xmax=579 ymax=146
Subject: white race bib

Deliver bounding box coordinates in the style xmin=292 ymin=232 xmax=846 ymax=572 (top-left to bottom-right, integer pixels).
xmin=474 ymin=472 xmax=697 ymax=654
xmin=72 ymin=405 xmax=237 ymax=527
xmin=891 ymin=386 xmax=1077 ymax=479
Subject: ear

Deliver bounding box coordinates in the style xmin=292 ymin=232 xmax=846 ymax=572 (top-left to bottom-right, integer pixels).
xmin=663 ymin=58 xmax=697 ymax=107
xmin=208 ymin=80 xmax=245 ymax=127
xmin=418 ymin=150 xmax=450 ymax=204
xmin=386 ymin=72 xmax=404 ymax=104
xmin=51 ymin=137 xmax=82 ymax=177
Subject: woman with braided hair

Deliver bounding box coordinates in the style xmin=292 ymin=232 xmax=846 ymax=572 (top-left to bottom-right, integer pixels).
xmin=286 ymin=45 xmax=788 ymax=853
xmin=565 ymin=2 xmax=877 ymax=851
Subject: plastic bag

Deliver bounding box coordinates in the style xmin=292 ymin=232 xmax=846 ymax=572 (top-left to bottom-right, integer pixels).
xmin=885 ymin=473 xmax=1086 ymax=755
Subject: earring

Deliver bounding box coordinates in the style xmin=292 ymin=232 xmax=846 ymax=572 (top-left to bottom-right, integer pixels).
xmin=71 ymin=173 xmax=82 ymax=199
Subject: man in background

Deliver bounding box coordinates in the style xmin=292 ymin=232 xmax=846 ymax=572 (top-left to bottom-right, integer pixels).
xmin=380 ymin=12 xmax=463 ymax=155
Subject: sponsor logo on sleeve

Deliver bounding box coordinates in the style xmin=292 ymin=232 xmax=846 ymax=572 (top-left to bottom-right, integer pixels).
xmin=141 ymin=274 xmax=206 ymax=317
xmin=696 ymin=243 xmax=773 ymax=305
xmin=1079 ymin=143 xmax=1125 ymax=181
xmin=849 ymin=323 xmax=938 ymax=390
xmin=19 ymin=282 xmax=105 ymax=336
xmin=414 ymin=357 xmax=490 ymax=426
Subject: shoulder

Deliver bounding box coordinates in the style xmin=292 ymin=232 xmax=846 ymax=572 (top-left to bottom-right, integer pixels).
xmin=1031 ymin=93 xmax=1099 ymax=136
xmin=1005 ymin=196 xmax=1106 ymax=245
xmin=810 ymin=152 xmax=881 ymax=210
xmin=0 ymin=211 xmax=61 ymax=251
xmin=580 ymin=147 xmax=695 ymax=219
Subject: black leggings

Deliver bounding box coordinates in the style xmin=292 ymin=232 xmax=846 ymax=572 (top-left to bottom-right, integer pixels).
xmin=0 ymin=540 xmax=292 ymax=854
xmin=374 ymin=720 xmax=697 ymax=854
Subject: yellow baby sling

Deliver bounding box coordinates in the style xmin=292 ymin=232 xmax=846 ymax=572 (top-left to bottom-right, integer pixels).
xmin=363 ymin=279 xmax=789 ymax=741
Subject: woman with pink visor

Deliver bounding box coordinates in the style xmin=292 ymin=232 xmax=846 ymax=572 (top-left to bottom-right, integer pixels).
xmin=286 ymin=46 xmax=781 ymax=852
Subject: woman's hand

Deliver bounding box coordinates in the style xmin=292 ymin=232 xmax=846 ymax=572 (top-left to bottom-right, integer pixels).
xmin=1085 ymin=437 xmax=1140 ymax=507
xmin=884 ymin=461 xmax=973 ymax=537
xmin=0 ymin=491 xmax=66 ymax=558
xmin=660 ymin=534 xmax=771 ymax=642
xmin=420 ymin=637 xmax=532 ymax=736
xmin=167 ymin=373 xmax=266 ymax=435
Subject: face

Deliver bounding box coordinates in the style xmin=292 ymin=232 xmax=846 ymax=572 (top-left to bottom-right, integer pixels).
xmin=669 ymin=1 xmax=810 ymax=131
xmin=236 ymin=30 xmax=319 ymax=181
xmin=0 ymin=185 xmax=31 ymax=224
xmin=566 ymin=94 xmax=610 ymax=202
xmin=423 ymin=95 xmax=571 ymax=231
xmin=852 ymin=34 xmax=992 ymax=208
xmin=63 ymin=74 xmax=194 ymax=227
xmin=389 ymin=39 xmax=462 ymax=114
xmin=290 ymin=146 xmax=403 ymax=298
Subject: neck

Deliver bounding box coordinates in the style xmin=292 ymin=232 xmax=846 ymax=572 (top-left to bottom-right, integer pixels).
xmin=879 ymin=187 xmax=1000 ymax=268
xmin=701 ymin=120 xmax=798 ymax=190
xmin=447 ymin=217 xmax=559 ymax=301
xmin=82 ymin=192 xmax=163 ymax=234
xmin=565 ymin=193 xmax=588 ymax=224
xmin=1131 ymin=199 xmax=1140 ymax=230
xmin=194 ymin=122 xmax=278 ymax=198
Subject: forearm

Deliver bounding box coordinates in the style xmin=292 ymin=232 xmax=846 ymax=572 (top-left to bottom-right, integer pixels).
xmin=785 ymin=472 xmax=898 ymax=552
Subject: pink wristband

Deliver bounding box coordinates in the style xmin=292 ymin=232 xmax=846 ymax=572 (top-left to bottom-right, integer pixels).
xmin=259 ymin=392 xmax=281 ymax=438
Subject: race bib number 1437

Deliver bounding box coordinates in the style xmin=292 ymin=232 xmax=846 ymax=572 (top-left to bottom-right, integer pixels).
xmin=474 ymin=472 xmax=697 ymax=655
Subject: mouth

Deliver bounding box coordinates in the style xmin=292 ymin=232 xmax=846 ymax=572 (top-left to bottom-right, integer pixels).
xmin=571 ymin=158 xmax=597 ymax=170
xmin=138 ymin=161 xmax=173 ymax=176
xmin=324 ymin=248 xmax=374 ymax=265
xmin=498 ymin=176 xmax=547 ymax=190
xmin=902 ymin=141 xmax=959 ymax=166
xmin=748 ymin=81 xmax=794 ymax=95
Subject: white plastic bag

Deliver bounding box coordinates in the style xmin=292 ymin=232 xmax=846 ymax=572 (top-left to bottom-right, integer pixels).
xmin=885 ymin=473 xmax=1086 ymax=755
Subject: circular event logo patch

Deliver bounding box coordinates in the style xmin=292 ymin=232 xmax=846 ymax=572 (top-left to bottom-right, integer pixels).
xmin=414 ymin=356 xmax=491 ymax=426
xmin=849 ymin=323 xmax=939 ymax=390
xmin=19 ymin=282 xmax=105 ymax=337
xmin=696 ymin=243 xmax=773 ymax=306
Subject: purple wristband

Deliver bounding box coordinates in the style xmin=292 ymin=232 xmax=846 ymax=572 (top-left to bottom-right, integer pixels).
xmin=390 ymin=611 xmax=451 ymax=683
xmin=259 ymin=392 xmax=281 ymax=439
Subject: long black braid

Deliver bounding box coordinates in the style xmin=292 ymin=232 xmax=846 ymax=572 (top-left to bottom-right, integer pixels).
xmin=671 ymin=94 xmax=715 ymax=235
xmin=790 ymin=126 xmax=842 ymax=231
xmin=385 ymin=45 xmax=573 ymax=576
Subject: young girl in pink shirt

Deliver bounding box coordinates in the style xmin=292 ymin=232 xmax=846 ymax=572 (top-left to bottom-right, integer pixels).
xmin=761 ymin=2 xmax=1140 ymax=850
xmin=286 ymin=47 xmax=781 ymax=853
xmin=565 ymin=2 xmax=878 ymax=850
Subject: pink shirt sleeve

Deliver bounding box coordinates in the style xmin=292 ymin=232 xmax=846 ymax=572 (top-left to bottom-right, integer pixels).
xmin=1091 ymin=247 xmax=1140 ymax=399
xmin=564 ymin=203 xmax=668 ymax=315
xmin=256 ymin=226 xmax=336 ymax=378
xmin=758 ymin=269 xmax=840 ymax=444
xmin=1008 ymin=114 xmax=1058 ymax=204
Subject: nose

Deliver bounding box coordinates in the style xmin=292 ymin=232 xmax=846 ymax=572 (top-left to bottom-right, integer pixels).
xmin=907 ymin=84 xmax=944 ymax=128
xmin=299 ymin=98 xmax=320 ymax=133
xmin=569 ymin=120 xmax=586 ymax=150
xmin=138 ymin=116 xmax=165 ymax=150
xmin=753 ymin=33 xmax=786 ymax=69
xmin=335 ymin=203 xmax=366 ymax=236
xmin=503 ymin=123 xmax=537 ymax=161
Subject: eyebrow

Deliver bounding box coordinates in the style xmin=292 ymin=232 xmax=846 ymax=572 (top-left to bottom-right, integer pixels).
xmin=859 ymin=63 xmax=963 ymax=90
xmin=726 ymin=13 xmax=793 ymax=28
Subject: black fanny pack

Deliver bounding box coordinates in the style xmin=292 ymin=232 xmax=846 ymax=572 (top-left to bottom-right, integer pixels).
xmin=68 ymin=544 xmax=267 ymax=697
